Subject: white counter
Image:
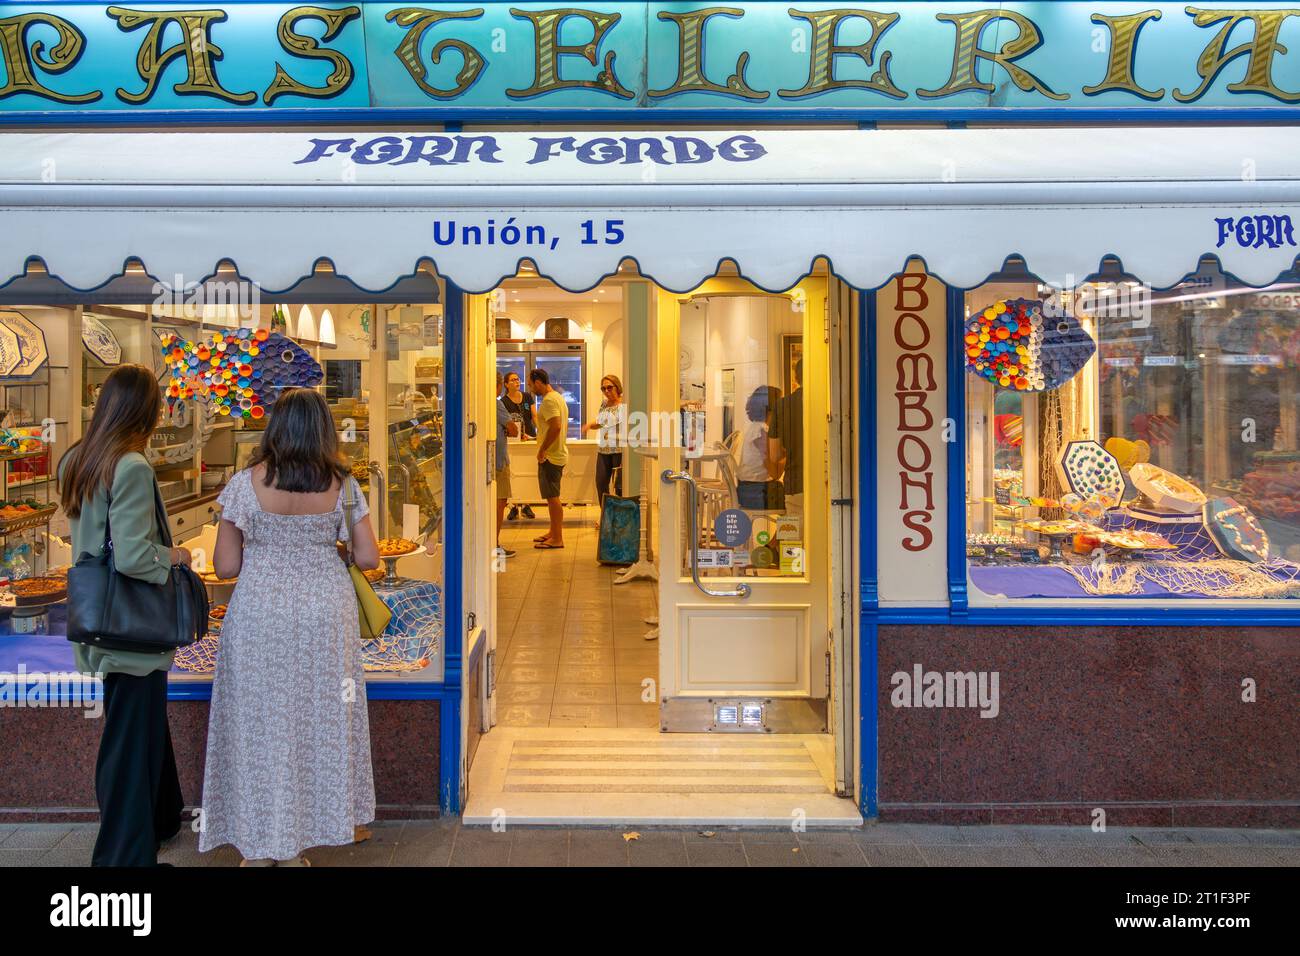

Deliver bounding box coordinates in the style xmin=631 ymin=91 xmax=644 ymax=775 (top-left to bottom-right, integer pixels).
xmin=506 ymin=437 xmax=609 ymax=505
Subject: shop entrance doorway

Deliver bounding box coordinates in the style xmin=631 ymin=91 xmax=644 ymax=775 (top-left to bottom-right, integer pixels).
xmin=462 ymin=265 xmax=859 ymax=825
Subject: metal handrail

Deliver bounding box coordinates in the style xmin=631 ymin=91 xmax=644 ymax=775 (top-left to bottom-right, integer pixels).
xmin=661 ymin=469 xmax=751 ymax=599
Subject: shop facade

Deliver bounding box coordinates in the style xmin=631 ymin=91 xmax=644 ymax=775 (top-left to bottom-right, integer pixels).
xmin=0 ymin=1 xmax=1298 ymax=827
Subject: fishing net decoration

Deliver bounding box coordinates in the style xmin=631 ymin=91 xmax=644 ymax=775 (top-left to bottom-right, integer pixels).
xmin=363 ymin=581 xmax=443 ymax=673
xmin=173 ymin=632 xmax=220 ymax=672
xmin=171 ymin=583 xmax=443 ymax=674
xmin=1063 ymin=558 xmax=1300 ymax=598
xmin=1101 ymin=509 xmax=1220 ymax=561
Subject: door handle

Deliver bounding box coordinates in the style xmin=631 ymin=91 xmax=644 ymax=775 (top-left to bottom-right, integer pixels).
xmin=661 ymin=469 xmax=751 ymax=599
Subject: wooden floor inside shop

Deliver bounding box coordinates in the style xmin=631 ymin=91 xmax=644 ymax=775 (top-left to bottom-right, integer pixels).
xmin=476 ymin=506 xmax=861 ymax=826
xmin=494 ymin=505 xmax=660 ymax=729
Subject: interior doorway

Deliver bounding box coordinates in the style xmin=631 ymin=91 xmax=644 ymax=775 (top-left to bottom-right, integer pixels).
xmin=463 ymin=263 xmax=860 ymax=825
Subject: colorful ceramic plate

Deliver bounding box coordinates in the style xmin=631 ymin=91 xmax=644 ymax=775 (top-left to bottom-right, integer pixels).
xmin=1055 ymin=440 xmax=1125 ymax=507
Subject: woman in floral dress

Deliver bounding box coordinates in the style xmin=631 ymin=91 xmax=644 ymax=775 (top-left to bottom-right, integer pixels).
xmin=201 ymin=388 xmax=381 ymax=866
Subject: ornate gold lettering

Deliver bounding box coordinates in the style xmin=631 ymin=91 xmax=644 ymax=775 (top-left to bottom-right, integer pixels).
xmin=648 ymin=7 xmax=765 ymax=100
xmin=1174 ymin=6 xmax=1300 ymax=102
xmin=0 ymin=13 xmax=99 ymax=103
xmin=917 ymin=9 xmax=1067 ymax=101
xmin=778 ymin=8 xmax=902 ymax=99
xmin=264 ymin=5 xmax=361 ymax=106
xmin=387 ymin=7 xmax=485 ymax=99
xmin=1083 ymin=9 xmax=1164 ymax=99
xmin=506 ymin=7 xmax=633 ymax=99
xmin=107 ymin=7 xmax=256 ymax=104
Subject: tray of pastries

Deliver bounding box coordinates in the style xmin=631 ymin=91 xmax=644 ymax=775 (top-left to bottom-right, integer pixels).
xmin=1097 ymin=529 xmax=1175 ymax=551
xmin=9 ymin=576 xmax=68 ymax=606
xmin=378 ymin=537 xmax=419 ymax=558
xmin=1019 ymin=518 xmax=1102 ymax=537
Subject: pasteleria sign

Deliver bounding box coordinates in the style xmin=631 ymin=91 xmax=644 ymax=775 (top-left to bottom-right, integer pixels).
xmin=2 ymin=3 xmax=1300 ymax=119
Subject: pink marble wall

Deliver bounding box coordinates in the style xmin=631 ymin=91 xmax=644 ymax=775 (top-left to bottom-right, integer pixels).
xmin=0 ymin=697 xmax=440 ymax=822
xmin=877 ymin=625 xmax=1300 ymax=826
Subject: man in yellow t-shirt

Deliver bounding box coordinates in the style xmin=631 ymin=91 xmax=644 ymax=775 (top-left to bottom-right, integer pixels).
xmin=530 ymin=367 xmax=569 ymax=549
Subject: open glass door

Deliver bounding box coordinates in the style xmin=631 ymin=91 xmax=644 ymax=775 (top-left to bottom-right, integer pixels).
xmin=656 ymin=276 xmax=832 ymax=734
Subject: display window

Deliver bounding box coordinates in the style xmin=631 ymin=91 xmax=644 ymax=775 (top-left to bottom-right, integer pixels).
xmin=965 ymin=260 xmax=1300 ymax=602
xmin=0 ymin=296 xmax=443 ymax=684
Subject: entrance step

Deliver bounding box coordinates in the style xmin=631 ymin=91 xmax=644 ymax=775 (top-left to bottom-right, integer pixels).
xmin=464 ymin=727 xmax=862 ymax=827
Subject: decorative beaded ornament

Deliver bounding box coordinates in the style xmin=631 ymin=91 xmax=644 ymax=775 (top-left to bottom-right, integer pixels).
xmin=159 ymin=327 xmax=323 ymax=419
xmin=964 ymin=297 xmax=1096 ymax=392
xmin=1055 ymin=440 xmax=1125 ymax=507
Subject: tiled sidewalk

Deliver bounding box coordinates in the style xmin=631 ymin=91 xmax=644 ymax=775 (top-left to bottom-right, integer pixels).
xmin=1 ymin=821 xmax=1296 ymax=867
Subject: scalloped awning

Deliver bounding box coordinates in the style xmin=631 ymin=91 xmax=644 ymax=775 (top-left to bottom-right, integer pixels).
xmin=1 ymin=127 xmax=1298 ymax=294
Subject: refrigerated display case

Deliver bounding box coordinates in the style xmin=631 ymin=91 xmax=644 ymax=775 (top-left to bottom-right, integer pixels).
xmin=496 ymin=341 xmax=585 ymax=438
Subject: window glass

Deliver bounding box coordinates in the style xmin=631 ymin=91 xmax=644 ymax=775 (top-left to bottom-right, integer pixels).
xmin=966 ymin=263 xmax=1300 ymax=601
xmin=679 ymin=292 xmax=810 ymax=579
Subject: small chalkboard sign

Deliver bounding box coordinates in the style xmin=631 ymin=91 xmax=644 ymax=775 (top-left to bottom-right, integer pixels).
xmin=994 ymin=486 xmax=1011 ymax=506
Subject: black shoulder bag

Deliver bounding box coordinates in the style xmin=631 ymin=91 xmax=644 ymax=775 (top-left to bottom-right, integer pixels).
xmin=67 ymin=482 xmax=209 ymax=653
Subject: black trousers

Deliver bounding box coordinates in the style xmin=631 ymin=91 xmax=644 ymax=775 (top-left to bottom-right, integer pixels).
xmin=92 ymin=670 xmax=185 ymax=867
xmin=596 ymin=452 xmax=623 ymax=505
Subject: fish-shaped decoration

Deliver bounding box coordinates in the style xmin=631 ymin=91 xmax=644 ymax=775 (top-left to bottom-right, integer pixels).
xmin=159 ymin=327 xmax=322 ymax=420
xmin=964 ymin=298 xmax=1096 ymax=391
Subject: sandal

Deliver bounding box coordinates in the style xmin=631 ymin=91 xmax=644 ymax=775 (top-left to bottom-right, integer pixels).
xmin=534 ymin=542 xmax=565 ymax=549
xmin=533 ymin=534 xmax=550 ymax=543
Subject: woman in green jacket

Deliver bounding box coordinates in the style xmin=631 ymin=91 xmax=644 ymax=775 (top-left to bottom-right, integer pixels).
xmin=59 ymin=364 xmax=192 ymax=867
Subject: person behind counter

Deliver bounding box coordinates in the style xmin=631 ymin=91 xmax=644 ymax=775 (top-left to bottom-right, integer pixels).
xmin=736 ymin=385 xmax=786 ymax=510
xmin=59 ymin=363 xmax=190 ymax=868
xmin=495 ymin=371 xmax=521 ymax=557
xmin=500 ymin=371 xmax=536 ymax=522
xmin=531 ymin=367 xmax=569 ymax=549
xmin=202 ymin=387 xmax=380 ymax=867
xmin=585 ymin=374 xmax=627 ymax=505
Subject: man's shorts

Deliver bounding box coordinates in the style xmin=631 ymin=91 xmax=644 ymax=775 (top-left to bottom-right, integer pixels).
xmin=538 ymin=460 xmax=564 ymax=499
xmin=495 ymin=463 xmax=512 ymax=500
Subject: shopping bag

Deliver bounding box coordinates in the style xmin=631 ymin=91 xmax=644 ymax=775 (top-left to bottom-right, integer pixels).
xmin=597 ymin=495 xmax=640 ymax=566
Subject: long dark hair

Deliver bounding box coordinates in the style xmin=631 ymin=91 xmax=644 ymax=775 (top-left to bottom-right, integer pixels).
xmin=59 ymin=364 xmax=161 ymax=519
xmin=248 ymin=388 xmax=349 ymax=493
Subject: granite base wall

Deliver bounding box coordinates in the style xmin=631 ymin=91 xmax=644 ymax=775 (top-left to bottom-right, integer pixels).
xmin=877 ymin=625 xmax=1299 ymax=827
xmin=0 ymin=697 xmax=441 ymax=822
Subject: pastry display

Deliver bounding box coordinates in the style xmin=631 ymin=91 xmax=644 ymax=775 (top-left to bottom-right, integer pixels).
xmin=1055 ymin=440 xmax=1125 ymax=507
xmin=964 ymin=297 xmax=1096 ymax=392
xmin=1129 ymin=462 xmax=1207 ymax=514
xmin=1019 ymin=518 xmax=1102 ymax=536
xmin=200 ymin=571 xmax=238 ymax=585
xmin=9 ymin=576 xmax=67 ymax=606
xmin=1204 ymin=497 xmax=1269 ymax=563
xmin=378 ymin=538 xmax=419 ymax=557
xmin=209 ymin=604 xmax=228 ymax=622
xmin=0 ymin=497 xmax=55 ymax=527
xmin=1098 ymin=529 xmax=1174 ymax=551
xmin=363 ymin=567 xmax=385 ymax=584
